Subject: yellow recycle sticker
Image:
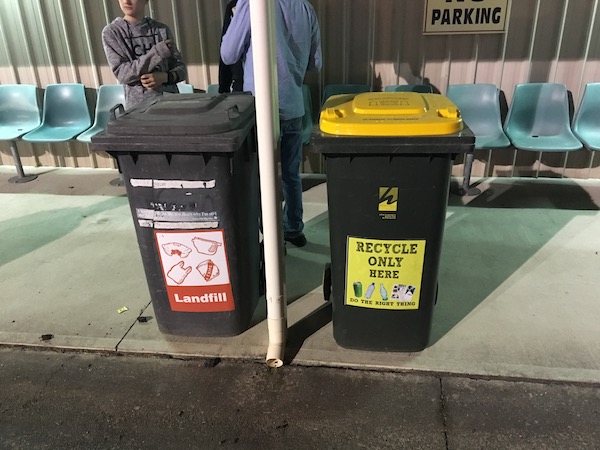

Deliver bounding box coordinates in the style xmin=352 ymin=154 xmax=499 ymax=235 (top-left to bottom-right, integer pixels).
xmin=345 ymin=236 xmax=426 ymax=310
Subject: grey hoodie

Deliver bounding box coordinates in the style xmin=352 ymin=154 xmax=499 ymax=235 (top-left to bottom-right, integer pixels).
xmin=102 ymin=17 xmax=187 ymax=109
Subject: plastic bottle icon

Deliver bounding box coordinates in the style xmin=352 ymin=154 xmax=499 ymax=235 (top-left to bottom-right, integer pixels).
xmin=364 ymin=282 xmax=375 ymax=299
xmin=379 ymin=283 xmax=388 ymax=300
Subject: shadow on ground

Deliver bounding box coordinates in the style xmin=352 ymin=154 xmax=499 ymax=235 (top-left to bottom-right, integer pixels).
xmin=284 ymin=211 xmax=331 ymax=303
xmin=283 ymin=211 xmax=332 ymax=361
xmin=284 ymin=302 xmax=332 ymax=364
xmin=248 ymin=211 xmax=332 ymax=328
xmin=0 ymin=196 xmax=127 ymax=267
xmin=449 ymin=178 xmax=600 ymax=210
xmin=431 ymin=179 xmax=598 ymax=343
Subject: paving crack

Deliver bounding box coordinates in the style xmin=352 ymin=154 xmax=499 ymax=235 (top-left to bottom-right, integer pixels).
xmin=22 ymin=354 xmax=76 ymax=409
xmin=114 ymin=301 xmax=152 ymax=352
xmin=439 ymin=377 xmax=450 ymax=450
xmin=44 ymin=354 xmax=76 ymax=390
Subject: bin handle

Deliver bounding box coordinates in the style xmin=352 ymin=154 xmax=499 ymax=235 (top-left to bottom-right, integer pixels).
xmin=110 ymin=103 xmax=125 ymax=121
xmin=226 ymin=105 xmax=240 ymax=120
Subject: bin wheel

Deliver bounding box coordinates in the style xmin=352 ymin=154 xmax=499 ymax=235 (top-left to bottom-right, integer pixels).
xmin=323 ymin=263 xmax=332 ymax=301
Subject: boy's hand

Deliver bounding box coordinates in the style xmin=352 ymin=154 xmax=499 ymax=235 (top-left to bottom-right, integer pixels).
xmin=140 ymin=72 xmax=168 ymax=90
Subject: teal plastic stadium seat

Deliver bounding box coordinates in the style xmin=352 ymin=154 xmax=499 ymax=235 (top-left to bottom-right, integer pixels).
xmin=384 ymin=84 xmax=433 ymax=93
xmin=0 ymin=84 xmax=41 ymax=140
xmin=504 ymin=83 xmax=582 ymax=152
xmin=77 ymin=85 xmax=125 ymax=143
xmin=0 ymin=84 xmax=42 ymax=183
xmin=23 ymin=83 xmax=91 ymax=143
xmin=446 ymin=84 xmax=510 ymax=149
xmin=446 ymin=83 xmax=510 ymax=195
xmin=207 ymin=84 xmax=219 ymax=94
xmin=322 ymin=83 xmax=371 ymax=104
xmin=302 ymin=84 xmax=314 ymax=145
xmin=177 ymin=82 xmax=194 ymax=94
xmin=573 ymin=82 xmax=600 ymax=151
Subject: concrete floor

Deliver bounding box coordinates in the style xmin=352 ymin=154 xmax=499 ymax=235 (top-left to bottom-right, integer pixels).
xmin=1 ymin=165 xmax=600 ymax=384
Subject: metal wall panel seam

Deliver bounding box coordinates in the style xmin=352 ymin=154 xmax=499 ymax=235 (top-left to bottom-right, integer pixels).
xmin=57 ymin=0 xmax=78 ymax=82
xmin=15 ymin=0 xmax=39 ymax=86
xmin=550 ymin=0 xmax=570 ymax=83
xmin=343 ymin=0 xmax=349 ymax=83
xmin=79 ymin=0 xmax=100 ymax=88
xmin=582 ymin=0 xmax=599 ymax=179
xmin=102 ymin=0 xmax=110 ymax=25
xmin=0 ymin=9 xmax=17 ymax=83
xmin=550 ymin=0 xmax=570 ymax=178
xmin=495 ymin=0 xmax=511 ymax=179
xmin=525 ymin=0 xmax=541 ymax=83
xmin=444 ymin=35 xmax=451 ymax=94
xmin=367 ymin=0 xmax=375 ymax=89
xmin=36 ymin=0 xmax=59 ymax=84
xmin=194 ymin=0 xmax=210 ymax=89
xmin=577 ymin=0 xmax=599 ymax=99
xmin=498 ymin=7 xmax=509 ymax=89
xmin=148 ymin=0 xmax=155 ymax=19
xmin=473 ymin=34 xmax=480 ymax=84
xmin=170 ymin=0 xmax=182 ymax=58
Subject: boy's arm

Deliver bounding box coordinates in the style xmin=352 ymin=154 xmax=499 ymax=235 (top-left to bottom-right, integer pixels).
xmin=165 ymin=27 xmax=187 ymax=84
xmin=102 ymin=26 xmax=172 ymax=85
xmin=219 ymin=59 xmax=234 ymax=93
xmin=220 ymin=0 xmax=251 ymax=66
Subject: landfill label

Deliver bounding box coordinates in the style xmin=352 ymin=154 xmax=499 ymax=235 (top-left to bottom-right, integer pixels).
xmin=155 ymin=229 xmax=234 ymax=312
xmin=345 ymin=236 xmax=425 ymax=310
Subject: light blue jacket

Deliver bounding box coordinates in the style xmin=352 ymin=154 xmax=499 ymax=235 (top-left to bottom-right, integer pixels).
xmin=220 ymin=0 xmax=322 ymax=120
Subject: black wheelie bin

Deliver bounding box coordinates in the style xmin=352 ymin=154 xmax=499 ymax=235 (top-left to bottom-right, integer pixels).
xmin=92 ymin=93 xmax=261 ymax=337
xmin=311 ymin=92 xmax=474 ymax=351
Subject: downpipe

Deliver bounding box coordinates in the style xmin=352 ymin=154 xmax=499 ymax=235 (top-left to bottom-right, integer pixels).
xmin=249 ymin=0 xmax=287 ymax=367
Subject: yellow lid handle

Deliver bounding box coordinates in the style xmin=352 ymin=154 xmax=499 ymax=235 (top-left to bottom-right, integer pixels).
xmin=438 ymin=107 xmax=459 ymax=119
xmin=322 ymin=107 xmax=343 ymax=120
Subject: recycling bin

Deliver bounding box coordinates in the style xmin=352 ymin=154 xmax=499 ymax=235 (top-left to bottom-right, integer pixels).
xmin=92 ymin=93 xmax=261 ymax=336
xmin=311 ymin=92 xmax=474 ymax=351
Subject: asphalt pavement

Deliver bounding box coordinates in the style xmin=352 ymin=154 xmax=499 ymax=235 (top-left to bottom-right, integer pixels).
xmin=1 ymin=348 xmax=599 ymax=449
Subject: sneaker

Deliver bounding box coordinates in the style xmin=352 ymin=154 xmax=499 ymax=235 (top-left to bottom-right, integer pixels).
xmin=284 ymin=233 xmax=307 ymax=248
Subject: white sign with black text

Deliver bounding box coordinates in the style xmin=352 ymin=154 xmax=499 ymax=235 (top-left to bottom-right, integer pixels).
xmin=424 ymin=0 xmax=511 ymax=34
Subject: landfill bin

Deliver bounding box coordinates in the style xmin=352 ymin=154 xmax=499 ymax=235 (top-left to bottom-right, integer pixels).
xmin=311 ymin=92 xmax=474 ymax=351
xmin=92 ymin=93 xmax=261 ymax=336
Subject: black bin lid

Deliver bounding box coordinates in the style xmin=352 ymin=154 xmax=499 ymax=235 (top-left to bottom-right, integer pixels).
xmin=105 ymin=92 xmax=255 ymax=136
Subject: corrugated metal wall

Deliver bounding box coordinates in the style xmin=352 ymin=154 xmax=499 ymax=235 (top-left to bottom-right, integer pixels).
xmin=2 ymin=0 xmax=600 ymax=178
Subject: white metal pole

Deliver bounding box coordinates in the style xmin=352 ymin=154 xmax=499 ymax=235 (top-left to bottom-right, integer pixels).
xmin=249 ymin=0 xmax=287 ymax=367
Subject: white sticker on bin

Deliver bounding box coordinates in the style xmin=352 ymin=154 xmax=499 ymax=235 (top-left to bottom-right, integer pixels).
xmin=130 ymin=178 xmax=216 ymax=189
xmin=137 ymin=219 xmax=154 ymax=227
xmin=136 ymin=209 xmax=218 ymax=222
xmin=137 ymin=220 xmax=219 ymax=229
xmin=154 ymin=221 xmax=219 ymax=229
xmin=136 ymin=209 xmax=219 ymax=229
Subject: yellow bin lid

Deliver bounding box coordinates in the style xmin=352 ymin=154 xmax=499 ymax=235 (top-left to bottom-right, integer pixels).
xmin=319 ymin=92 xmax=463 ymax=136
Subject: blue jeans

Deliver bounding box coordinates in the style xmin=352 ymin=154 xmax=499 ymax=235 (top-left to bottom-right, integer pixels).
xmin=280 ymin=117 xmax=304 ymax=237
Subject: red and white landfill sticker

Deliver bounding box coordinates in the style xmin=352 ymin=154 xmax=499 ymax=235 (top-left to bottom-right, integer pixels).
xmin=155 ymin=229 xmax=235 ymax=312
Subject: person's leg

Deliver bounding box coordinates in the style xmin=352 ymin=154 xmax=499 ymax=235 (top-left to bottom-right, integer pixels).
xmin=280 ymin=116 xmax=306 ymax=246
